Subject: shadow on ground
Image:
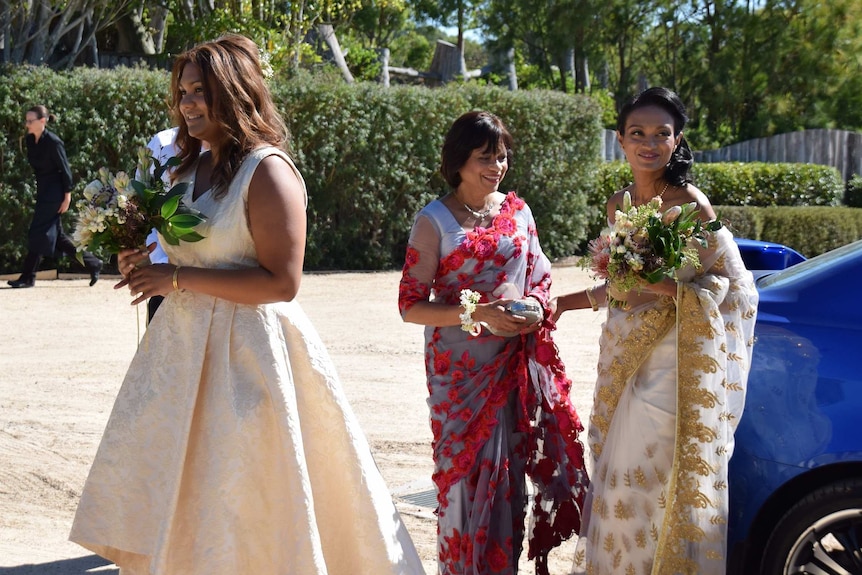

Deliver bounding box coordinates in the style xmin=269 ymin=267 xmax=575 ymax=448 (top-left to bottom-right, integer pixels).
xmin=0 ymin=555 xmax=117 ymax=574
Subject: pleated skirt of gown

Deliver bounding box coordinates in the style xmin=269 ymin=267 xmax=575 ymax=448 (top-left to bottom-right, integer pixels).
xmin=70 ymin=289 xmax=423 ymax=575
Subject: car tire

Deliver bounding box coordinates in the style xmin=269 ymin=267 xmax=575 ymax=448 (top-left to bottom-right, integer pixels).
xmin=760 ymin=478 xmax=862 ymax=575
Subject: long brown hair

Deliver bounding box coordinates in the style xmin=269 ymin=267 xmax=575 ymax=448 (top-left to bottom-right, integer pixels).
xmin=169 ymin=34 xmax=289 ymax=198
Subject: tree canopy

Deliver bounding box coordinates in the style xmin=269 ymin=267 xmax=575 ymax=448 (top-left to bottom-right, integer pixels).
xmin=3 ymin=0 xmax=862 ymax=148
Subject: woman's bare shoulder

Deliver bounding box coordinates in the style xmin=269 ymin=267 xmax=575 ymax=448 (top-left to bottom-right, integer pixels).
xmin=673 ymin=183 xmax=715 ymax=220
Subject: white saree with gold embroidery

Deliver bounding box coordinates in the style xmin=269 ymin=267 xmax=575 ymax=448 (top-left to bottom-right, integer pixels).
xmin=571 ymin=227 xmax=758 ymax=575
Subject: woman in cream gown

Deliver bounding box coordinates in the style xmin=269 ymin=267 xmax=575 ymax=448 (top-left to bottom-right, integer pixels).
xmin=553 ymin=87 xmax=758 ymax=575
xmin=70 ymin=34 xmax=422 ymax=575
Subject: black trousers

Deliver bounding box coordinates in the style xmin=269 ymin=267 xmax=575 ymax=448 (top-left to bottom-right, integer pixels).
xmin=17 ymin=226 xmax=101 ymax=283
xmin=147 ymin=296 xmax=165 ymax=323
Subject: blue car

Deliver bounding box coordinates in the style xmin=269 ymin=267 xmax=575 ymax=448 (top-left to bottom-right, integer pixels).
xmin=728 ymin=238 xmax=862 ymax=574
xmin=735 ymin=238 xmax=807 ymax=270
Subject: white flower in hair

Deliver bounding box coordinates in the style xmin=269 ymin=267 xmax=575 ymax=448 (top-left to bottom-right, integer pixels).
xmin=259 ymin=50 xmax=274 ymax=80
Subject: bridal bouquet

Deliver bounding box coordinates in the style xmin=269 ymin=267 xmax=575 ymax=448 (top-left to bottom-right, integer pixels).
xmin=580 ymin=191 xmax=722 ymax=305
xmin=73 ymin=148 xmax=206 ymax=261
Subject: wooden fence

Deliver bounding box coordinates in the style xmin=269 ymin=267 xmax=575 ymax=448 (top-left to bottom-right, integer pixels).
xmin=602 ymin=128 xmax=862 ymax=180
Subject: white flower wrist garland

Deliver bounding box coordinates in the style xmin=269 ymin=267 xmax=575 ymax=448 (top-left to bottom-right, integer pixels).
xmin=459 ymin=289 xmax=481 ymax=336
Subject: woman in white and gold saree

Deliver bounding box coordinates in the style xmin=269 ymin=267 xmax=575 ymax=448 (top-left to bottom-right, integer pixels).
xmin=399 ymin=111 xmax=589 ymax=575
xmin=553 ymin=87 xmax=758 ymax=575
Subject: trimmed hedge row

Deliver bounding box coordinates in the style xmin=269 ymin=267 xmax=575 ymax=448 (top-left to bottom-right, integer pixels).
xmin=0 ymin=66 xmax=602 ymax=272
xmin=276 ymin=75 xmax=603 ymax=269
xmin=596 ymin=161 xmax=845 ymax=207
xmin=593 ymin=162 xmax=859 ymax=258
xmin=715 ymin=206 xmax=862 ymax=258
xmin=0 ymin=64 xmax=858 ymax=273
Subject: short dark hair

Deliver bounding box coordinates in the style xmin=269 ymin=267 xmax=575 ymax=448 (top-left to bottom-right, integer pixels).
xmin=26 ymin=105 xmax=55 ymax=123
xmin=440 ymin=111 xmax=514 ymax=189
xmin=617 ymin=87 xmax=693 ymax=186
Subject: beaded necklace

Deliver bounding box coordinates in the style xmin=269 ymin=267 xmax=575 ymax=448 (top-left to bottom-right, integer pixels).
xmin=462 ymin=201 xmax=493 ymax=219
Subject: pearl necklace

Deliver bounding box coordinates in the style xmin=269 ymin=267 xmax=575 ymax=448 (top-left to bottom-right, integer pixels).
xmin=457 ymin=192 xmax=493 ymax=219
xmin=463 ymin=201 xmax=493 ymax=219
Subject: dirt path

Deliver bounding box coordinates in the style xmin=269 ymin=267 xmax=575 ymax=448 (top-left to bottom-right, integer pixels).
xmin=0 ymin=267 xmax=602 ymax=574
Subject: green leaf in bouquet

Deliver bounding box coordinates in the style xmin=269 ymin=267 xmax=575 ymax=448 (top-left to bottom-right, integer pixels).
xmin=151 ymin=182 xmax=189 ymax=211
xmin=167 ymin=226 xmax=197 ymax=239
xmin=643 ymin=268 xmax=666 ymax=283
xmin=130 ymin=179 xmax=147 ymax=195
xmin=651 ymin=235 xmax=668 ymax=257
xmin=177 ymin=231 xmax=206 ymax=242
xmin=152 ymin=156 xmax=181 ymax=184
xmin=167 ymin=213 xmax=206 ymax=228
xmin=165 ymin=181 xmax=189 ymax=198
xmin=705 ymin=220 xmax=723 ymax=232
xmin=160 ymin=194 xmax=182 ymax=219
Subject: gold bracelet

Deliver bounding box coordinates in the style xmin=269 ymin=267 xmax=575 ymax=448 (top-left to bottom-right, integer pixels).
xmin=172 ymin=266 xmax=182 ymax=291
xmin=586 ymin=286 xmax=599 ymax=312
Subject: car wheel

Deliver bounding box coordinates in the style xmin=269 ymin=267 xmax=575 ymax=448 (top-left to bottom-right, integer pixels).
xmin=760 ymin=478 xmax=862 ymax=575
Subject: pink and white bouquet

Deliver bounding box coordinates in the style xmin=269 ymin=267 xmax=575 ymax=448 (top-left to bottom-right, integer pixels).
xmin=580 ymin=191 xmax=722 ymax=305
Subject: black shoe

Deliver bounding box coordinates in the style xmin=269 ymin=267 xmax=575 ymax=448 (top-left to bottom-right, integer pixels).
xmin=89 ymin=260 xmax=103 ymax=287
xmin=8 ymin=279 xmax=34 ymax=288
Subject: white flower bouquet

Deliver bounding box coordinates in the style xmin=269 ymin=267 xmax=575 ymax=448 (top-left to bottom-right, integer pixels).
xmin=73 ymin=148 xmax=206 ymax=260
xmin=580 ymin=191 xmax=722 ymax=306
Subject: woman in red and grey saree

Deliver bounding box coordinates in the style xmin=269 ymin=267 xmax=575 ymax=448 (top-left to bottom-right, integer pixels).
xmin=398 ymin=111 xmax=589 ymax=575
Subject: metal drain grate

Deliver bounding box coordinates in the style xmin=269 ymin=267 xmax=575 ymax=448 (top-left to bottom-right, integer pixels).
xmin=396 ymin=488 xmax=437 ymax=508
xmin=392 ymin=478 xmax=438 ymax=509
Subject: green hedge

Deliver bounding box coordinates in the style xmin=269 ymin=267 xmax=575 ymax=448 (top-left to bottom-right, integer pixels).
xmin=595 ymin=161 xmax=845 ymax=207
xmin=594 ymin=162 xmax=860 ymax=257
xmin=0 ymin=65 xmax=601 ymax=273
xmin=1 ymin=63 xmax=858 ymax=274
xmin=716 ymin=205 xmax=862 ymax=258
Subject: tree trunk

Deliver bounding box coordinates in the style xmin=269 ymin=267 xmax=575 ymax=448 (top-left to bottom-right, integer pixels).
xmin=506 ymin=46 xmax=518 ymax=91
xmin=576 ymin=52 xmax=590 ymax=92
xmin=379 ymin=47 xmax=390 ymax=86
xmin=1 ymin=0 xmax=10 ymax=64
xmin=318 ymin=23 xmax=354 ymax=83
xmin=456 ymin=0 xmax=467 ymax=77
xmin=114 ymin=11 xmax=155 ymax=53
xmin=150 ymin=5 xmax=169 ymax=52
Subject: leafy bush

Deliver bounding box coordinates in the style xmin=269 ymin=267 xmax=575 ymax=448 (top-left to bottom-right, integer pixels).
xmin=277 ymin=75 xmax=602 ymax=269
xmin=0 ymin=65 xmax=601 ymax=272
xmin=594 ymin=161 xmax=844 ymax=208
xmin=717 ymin=205 xmax=862 ymax=258
xmin=693 ymin=162 xmax=844 ymax=207
xmin=846 ymin=174 xmax=862 ymax=207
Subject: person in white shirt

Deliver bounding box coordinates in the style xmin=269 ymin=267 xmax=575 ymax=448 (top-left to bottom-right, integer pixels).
xmin=138 ymin=127 xmax=209 ymax=322
xmin=138 ymin=127 xmax=176 ymax=322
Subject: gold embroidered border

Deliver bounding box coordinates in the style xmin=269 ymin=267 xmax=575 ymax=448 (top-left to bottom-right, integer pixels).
xmin=653 ymin=285 xmax=724 ymax=575
xmin=590 ymin=302 xmax=676 ymax=459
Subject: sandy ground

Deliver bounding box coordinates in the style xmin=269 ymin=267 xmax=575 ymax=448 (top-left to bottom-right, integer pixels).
xmin=0 ymin=266 xmax=602 ymax=575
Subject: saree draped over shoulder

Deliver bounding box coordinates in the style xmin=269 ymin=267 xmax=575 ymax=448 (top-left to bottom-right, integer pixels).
xmin=571 ymin=227 xmax=758 ymax=575
xmin=70 ymin=147 xmax=423 ymax=575
xmin=399 ymin=193 xmax=589 ymax=575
